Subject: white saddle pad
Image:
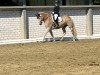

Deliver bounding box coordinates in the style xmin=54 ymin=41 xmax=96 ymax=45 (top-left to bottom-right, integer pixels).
xmin=58 ymin=17 xmax=62 ymax=22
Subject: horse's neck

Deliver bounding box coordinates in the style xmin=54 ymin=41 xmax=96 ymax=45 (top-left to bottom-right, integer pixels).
xmin=43 ymin=15 xmax=51 ymax=22
xmin=43 ymin=16 xmax=53 ymax=28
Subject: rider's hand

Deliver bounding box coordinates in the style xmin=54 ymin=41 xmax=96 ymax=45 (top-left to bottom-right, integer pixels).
xmin=52 ymin=12 xmax=54 ymax=14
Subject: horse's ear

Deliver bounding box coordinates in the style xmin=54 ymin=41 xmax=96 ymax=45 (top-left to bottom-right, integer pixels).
xmin=34 ymin=13 xmax=40 ymax=17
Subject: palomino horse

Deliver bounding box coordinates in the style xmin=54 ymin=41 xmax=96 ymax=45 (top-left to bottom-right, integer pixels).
xmin=35 ymin=12 xmax=77 ymax=41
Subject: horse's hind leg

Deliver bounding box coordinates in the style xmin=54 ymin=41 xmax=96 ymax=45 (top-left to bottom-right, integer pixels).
xmin=49 ymin=30 xmax=55 ymax=41
xmin=67 ymin=21 xmax=77 ymax=41
xmin=60 ymin=27 xmax=66 ymax=41
xmin=69 ymin=26 xmax=77 ymax=41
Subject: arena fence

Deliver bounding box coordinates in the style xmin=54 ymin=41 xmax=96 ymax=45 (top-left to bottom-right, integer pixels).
xmin=0 ymin=6 xmax=100 ymax=44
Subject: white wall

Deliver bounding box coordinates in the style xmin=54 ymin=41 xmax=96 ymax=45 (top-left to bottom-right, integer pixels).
xmin=0 ymin=7 xmax=100 ymax=41
xmin=0 ymin=11 xmax=21 ymax=40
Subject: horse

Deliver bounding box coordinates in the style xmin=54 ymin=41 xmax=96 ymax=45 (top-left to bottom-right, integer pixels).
xmin=35 ymin=12 xmax=78 ymax=41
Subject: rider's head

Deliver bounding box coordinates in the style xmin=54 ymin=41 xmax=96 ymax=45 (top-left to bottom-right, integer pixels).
xmin=55 ymin=0 xmax=59 ymax=6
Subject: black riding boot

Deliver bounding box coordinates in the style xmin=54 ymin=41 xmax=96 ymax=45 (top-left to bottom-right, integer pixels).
xmin=54 ymin=20 xmax=59 ymax=28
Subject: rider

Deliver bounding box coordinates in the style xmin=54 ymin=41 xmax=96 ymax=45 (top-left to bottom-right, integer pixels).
xmin=53 ymin=0 xmax=60 ymax=28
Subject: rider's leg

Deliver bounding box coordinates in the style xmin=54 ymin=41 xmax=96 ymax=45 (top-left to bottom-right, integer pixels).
xmin=54 ymin=14 xmax=59 ymax=28
xmin=54 ymin=19 xmax=59 ymax=28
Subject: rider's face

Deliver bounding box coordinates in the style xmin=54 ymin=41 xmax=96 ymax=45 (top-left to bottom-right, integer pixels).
xmin=55 ymin=3 xmax=57 ymax=6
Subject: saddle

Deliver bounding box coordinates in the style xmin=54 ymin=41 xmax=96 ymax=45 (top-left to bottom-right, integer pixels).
xmin=51 ymin=14 xmax=63 ymax=29
xmin=51 ymin=14 xmax=62 ymax=23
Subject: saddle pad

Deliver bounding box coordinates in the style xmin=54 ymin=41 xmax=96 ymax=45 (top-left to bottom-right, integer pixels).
xmin=58 ymin=17 xmax=62 ymax=22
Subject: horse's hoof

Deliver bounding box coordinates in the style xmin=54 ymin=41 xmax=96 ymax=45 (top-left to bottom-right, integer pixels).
xmin=42 ymin=41 xmax=46 ymax=43
xmin=75 ymin=39 xmax=79 ymax=41
xmin=73 ymin=39 xmax=78 ymax=41
xmin=60 ymin=39 xmax=63 ymax=41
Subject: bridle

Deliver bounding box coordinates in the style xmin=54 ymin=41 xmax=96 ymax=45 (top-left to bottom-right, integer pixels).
xmin=36 ymin=13 xmax=50 ymax=25
xmin=36 ymin=14 xmax=43 ymax=25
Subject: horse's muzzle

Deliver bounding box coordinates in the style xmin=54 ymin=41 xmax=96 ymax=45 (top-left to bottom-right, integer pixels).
xmin=39 ymin=21 xmax=42 ymax=25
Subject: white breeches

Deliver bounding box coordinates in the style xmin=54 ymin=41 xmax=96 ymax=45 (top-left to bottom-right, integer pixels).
xmin=54 ymin=14 xmax=58 ymax=20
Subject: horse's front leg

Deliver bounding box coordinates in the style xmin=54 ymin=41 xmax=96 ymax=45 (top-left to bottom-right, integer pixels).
xmin=49 ymin=30 xmax=55 ymax=41
xmin=43 ymin=28 xmax=50 ymax=42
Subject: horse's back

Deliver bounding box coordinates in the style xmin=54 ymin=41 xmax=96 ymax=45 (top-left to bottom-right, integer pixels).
xmin=61 ymin=15 xmax=72 ymax=21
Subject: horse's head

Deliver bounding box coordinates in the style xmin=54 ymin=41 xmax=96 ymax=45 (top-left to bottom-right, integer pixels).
xmin=35 ymin=12 xmax=49 ymax=25
xmin=35 ymin=12 xmax=44 ymax=25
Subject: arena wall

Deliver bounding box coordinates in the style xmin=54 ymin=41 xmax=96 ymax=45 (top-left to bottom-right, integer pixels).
xmin=0 ymin=6 xmax=100 ymax=44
